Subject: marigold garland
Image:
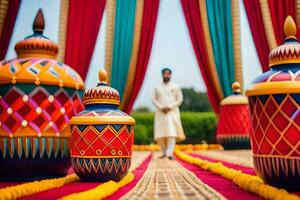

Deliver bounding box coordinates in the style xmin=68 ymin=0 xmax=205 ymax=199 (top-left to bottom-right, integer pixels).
xmin=132 ymin=144 xmax=223 ymax=151
xmin=60 ymin=172 xmax=135 ymax=200
xmin=174 ymin=150 xmax=300 ymax=200
xmin=0 ymin=174 xmax=79 ymax=200
xmin=0 ymin=153 xmax=149 ymax=200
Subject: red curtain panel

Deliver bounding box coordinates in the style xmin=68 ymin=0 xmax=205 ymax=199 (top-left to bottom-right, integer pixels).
xmin=180 ymin=0 xmax=221 ymax=113
xmin=65 ymin=0 xmax=106 ymax=80
xmin=243 ymin=0 xmax=298 ymax=72
xmin=268 ymin=0 xmax=296 ymax=44
xmin=0 ymin=0 xmax=21 ymax=60
xmin=125 ymin=0 xmax=159 ymax=113
xmin=243 ymin=0 xmax=270 ymax=72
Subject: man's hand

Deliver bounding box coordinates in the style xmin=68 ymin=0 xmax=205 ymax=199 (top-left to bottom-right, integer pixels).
xmin=162 ymin=107 xmax=171 ymax=113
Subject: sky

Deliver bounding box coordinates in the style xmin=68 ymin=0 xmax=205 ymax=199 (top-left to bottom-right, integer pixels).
xmin=7 ymin=0 xmax=262 ymax=110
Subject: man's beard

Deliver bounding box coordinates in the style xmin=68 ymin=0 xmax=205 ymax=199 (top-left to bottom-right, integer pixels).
xmin=163 ymin=77 xmax=170 ymax=83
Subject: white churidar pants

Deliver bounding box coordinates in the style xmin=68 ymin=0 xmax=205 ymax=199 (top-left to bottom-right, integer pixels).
xmin=156 ymin=137 xmax=176 ymax=156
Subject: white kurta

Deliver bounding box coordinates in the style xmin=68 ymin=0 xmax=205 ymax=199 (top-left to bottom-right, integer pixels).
xmin=152 ymin=82 xmax=185 ymax=141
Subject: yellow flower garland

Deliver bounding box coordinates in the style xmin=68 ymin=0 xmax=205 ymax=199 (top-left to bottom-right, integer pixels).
xmin=132 ymin=144 xmax=223 ymax=151
xmin=0 ymin=174 xmax=79 ymax=200
xmin=0 ymin=152 xmax=150 ymax=200
xmin=60 ymin=172 xmax=135 ymax=200
xmin=174 ymin=150 xmax=300 ymax=200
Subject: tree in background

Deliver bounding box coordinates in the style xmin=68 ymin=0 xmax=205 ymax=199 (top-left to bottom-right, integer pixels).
xmin=180 ymin=88 xmax=212 ymax=112
xmin=133 ymin=106 xmax=151 ymax=112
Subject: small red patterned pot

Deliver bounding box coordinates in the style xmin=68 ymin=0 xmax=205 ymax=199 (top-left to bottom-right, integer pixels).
xmin=246 ymin=16 xmax=300 ymax=190
xmin=216 ymin=82 xmax=251 ymax=149
xmin=70 ymin=70 xmax=135 ymax=182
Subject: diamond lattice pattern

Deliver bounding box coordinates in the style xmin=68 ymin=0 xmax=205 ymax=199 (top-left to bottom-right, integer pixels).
xmin=70 ymin=124 xmax=134 ymax=157
xmin=0 ymin=86 xmax=84 ymax=136
xmin=249 ymin=94 xmax=300 ymax=157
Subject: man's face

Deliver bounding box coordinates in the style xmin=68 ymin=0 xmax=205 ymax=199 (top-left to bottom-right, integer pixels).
xmin=163 ymin=71 xmax=171 ymax=83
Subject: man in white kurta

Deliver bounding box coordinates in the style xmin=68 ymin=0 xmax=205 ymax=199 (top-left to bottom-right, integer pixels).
xmin=152 ymin=68 xmax=185 ymax=160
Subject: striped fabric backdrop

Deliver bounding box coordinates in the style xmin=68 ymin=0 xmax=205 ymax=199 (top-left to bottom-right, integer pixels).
xmin=0 ymin=0 xmax=20 ymax=59
xmin=105 ymin=0 xmax=159 ymax=112
xmin=181 ymin=0 xmax=242 ymax=112
xmin=243 ymin=0 xmax=300 ymax=72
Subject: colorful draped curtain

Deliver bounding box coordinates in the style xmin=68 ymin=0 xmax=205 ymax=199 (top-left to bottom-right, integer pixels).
xmin=180 ymin=0 xmax=242 ymax=113
xmin=58 ymin=0 xmax=106 ymax=80
xmin=0 ymin=0 xmax=21 ymax=59
xmin=105 ymin=0 xmax=159 ymax=113
xmin=243 ymin=0 xmax=299 ymax=72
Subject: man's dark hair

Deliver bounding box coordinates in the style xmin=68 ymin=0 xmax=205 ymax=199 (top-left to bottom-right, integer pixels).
xmin=162 ymin=68 xmax=172 ymax=74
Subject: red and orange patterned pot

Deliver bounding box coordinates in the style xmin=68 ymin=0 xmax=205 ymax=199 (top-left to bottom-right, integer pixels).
xmin=217 ymin=82 xmax=251 ymax=149
xmin=0 ymin=10 xmax=84 ymax=180
xmin=246 ymin=16 xmax=300 ymax=190
xmin=70 ymin=69 xmax=135 ymax=182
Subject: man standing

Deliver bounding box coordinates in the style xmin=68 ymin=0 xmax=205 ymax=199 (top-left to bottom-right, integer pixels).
xmin=152 ymin=68 xmax=185 ymax=160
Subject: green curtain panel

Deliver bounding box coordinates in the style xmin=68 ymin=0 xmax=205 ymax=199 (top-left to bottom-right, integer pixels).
xmin=111 ymin=0 xmax=137 ymax=98
xmin=206 ymin=0 xmax=235 ymax=97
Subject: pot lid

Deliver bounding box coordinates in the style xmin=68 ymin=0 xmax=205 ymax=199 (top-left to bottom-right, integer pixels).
xmin=82 ymin=69 xmax=120 ymax=106
xmin=15 ymin=9 xmax=59 ymax=59
xmin=71 ymin=69 xmax=135 ymax=125
xmin=269 ymin=16 xmax=300 ymax=67
xmin=0 ymin=9 xmax=84 ymax=90
xmin=246 ymin=16 xmax=300 ymax=96
xmin=220 ymin=82 xmax=248 ymax=105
